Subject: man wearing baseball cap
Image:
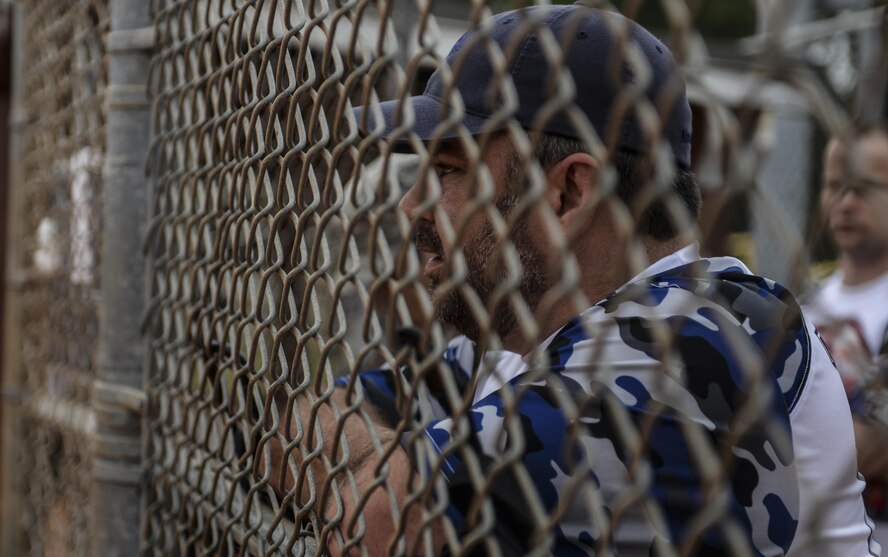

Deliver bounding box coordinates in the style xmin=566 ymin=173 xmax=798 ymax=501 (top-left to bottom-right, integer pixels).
xmin=275 ymin=5 xmax=879 ymax=555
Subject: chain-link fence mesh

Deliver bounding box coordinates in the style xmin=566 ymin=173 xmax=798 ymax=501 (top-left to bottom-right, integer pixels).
xmin=4 ymin=0 xmax=888 ymax=556
xmin=3 ymin=0 xmax=108 ymax=555
xmin=137 ymin=1 xmax=885 ymax=556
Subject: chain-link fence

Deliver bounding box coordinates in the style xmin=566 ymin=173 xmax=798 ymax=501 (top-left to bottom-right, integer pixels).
xmin=3 ymin=0 xmax=888 ymax=555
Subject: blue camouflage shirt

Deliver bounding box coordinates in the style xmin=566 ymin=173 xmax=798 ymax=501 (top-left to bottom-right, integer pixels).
xmin=350 ymin=254 xmax=830 ymax=556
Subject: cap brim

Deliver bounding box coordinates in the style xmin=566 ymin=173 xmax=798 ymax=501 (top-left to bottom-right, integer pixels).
xmin=353 ymin=94 xmax=495 ymax=150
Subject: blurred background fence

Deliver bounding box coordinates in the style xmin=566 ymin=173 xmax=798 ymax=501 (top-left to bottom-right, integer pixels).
xmin=2 ymin=0 xmax=110 ymax=555
xmin=0 ymin=0 xmax=886 ymax=555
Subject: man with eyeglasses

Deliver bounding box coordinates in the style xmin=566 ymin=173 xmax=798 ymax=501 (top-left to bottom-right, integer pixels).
xmin=805 ymin=123 xmax=888 ymax=537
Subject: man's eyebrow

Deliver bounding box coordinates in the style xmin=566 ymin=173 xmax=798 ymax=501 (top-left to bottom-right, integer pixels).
xmin=432 ymin=141 xmax=470 ymax=161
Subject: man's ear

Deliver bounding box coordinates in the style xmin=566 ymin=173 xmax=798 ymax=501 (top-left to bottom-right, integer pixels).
xmin=546 ymin=152 xmax=602 ymax=227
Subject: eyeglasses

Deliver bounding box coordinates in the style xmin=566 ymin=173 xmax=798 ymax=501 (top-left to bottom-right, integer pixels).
xmin=823 ymin=178 xmax=888 ymax=201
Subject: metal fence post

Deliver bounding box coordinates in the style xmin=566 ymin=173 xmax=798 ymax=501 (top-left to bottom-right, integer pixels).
xmin=1 ymin=3 xmax=27 ymax=555
xmin=751 ymin=0 xmax=815 ymax=287
xmin=92 ymin=0 xmax=153 ymax=554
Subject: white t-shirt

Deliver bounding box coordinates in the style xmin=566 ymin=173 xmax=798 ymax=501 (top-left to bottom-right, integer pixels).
xmin=806 ymin=270 xmax=888 ymax=358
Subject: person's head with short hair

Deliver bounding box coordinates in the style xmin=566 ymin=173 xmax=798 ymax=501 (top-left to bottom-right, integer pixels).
xmin=360 ymin=5 xmax=700 ymax=350
xmin=821 ymin=122 xmax=888 ymax=285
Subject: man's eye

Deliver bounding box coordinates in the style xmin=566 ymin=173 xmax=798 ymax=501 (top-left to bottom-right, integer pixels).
xmin=825 ymin=180 xmax=843 ymax=194
xmin=858 ymin=179 xmax=888 ymax=195
xmin=434 ymin=163 xmax=459 ymax=178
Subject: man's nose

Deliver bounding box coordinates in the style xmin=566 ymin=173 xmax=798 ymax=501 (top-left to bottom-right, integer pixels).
xmin=398 ymin=181 xmax=432 ymax=223
xmin=837 ymin=186 xmax=862 ymax=209
xmin=398 ymin=182 xmax=418 ymax=221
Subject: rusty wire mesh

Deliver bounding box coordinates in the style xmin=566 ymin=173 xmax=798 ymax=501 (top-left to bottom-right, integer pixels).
xmin=4 ymin=0 xmax=108 ymax=555
xmin=5 ymin=0 xmax=886 ymax=556
xmin=137 ymin=1 xmax=888 ymax=556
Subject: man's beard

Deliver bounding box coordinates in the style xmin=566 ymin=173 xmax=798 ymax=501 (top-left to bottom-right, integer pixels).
xmin=414 ymin=192 xmax=549 ymax=342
